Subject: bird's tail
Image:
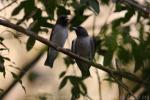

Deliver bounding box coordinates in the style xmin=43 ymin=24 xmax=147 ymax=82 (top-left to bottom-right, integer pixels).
xmin=44 ymin=48 xmax=57 ymax=68
xmin=77 ymin=61 xmax=91 ymax=79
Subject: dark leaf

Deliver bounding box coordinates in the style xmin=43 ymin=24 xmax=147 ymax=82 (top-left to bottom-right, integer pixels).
xmin=8 ymin=65 xmax=21 ymax=71
xmin=11 ymin=72 xmax=18 ymax=80
xmin=3 ymin=57 xmax=11 ymax=61
xmin=11 ymin=72 xmax=26 ymax=93
xmin=79 ymin=82 xmax=87 ymax=95
xmin=69 ymin=76 xmax=81 ymax=86
xmin=26 ymin=37 xmax=36 ymax=51
xmin=39 ymin=0 xmax=57 ymax=19
xmin=0 ymin=56 xmax=5 ymax=74
xmin=28 ymin=71 xmax=40 ymax=82
xmin=103 ymin=51 xmax=113 ymax=66
xmin=101 ymin=0 xmax=109 ymax=5
xmin=0 ymin=48 xmax=9 ymax=51
xmin=132 ymin=44 xmax=145 ymax=72
xmin=71 ymin=87 xmax=80 ymax=100
xmin=0 ymin=42 xmax=9 ymax=51
xmin=112 ymin=18 xmax=123 ymax=28
xmin=23 ymin=0 xmax=35 ymax=15
xmin=12 ymin=3 xmax=23 ymax=16
xmin=19 ymin=81 xmax=26 ymax=94
xmin=80 ymin=0 xmax=100 ymax=14
xmin=0 ymin=37 xmax=4 ymax=41
xmin=74 ymin=4 xmax=87 ymax=15
xmin=59 ymin=71 xmax=66 ymax=78
xmin=64 ymin=56 xmax=75 ymax=67
xmin=117 ymin=46 xmax=132 ymax=64
xmin=122 ymin=8 xmax=135 ymax=23
xmin=70 ymin=15 xmax=90 ymax=28
xmin=40 ymin=28 xmax=49 ymax=33
xmin=105 ymin=35 xmax=117 ymax=52
xmin=59 ymin=77 xmax=68 ymax=90
xmin=57 ymin=6 xmax=70 ymax=16
xmin=115 ymin=3 xmax=126 ymax=12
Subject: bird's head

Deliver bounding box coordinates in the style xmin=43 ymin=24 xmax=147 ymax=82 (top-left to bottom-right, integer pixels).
xmin=72 ymin=26 xmax=89 ymax=37
xmin=56 ymin=15 xmax=69 ymax=26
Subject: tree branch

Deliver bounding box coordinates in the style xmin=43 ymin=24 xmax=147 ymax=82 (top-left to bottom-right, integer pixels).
xmin=0 ymin=48 xmax=45 ymax=99
xmin=0 ymin=0 xmax=18 ymax=12
xmin=122 ymin=0 xmax=150 ymax=14
xmin=0 ymin=19 xmax=149 ymax=86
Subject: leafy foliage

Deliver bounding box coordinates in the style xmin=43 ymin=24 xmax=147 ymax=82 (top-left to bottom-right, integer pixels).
xmin=11 ymin=72 xmax=26 ymax=93
xmin=0 ymin=0 xmax=150 ymax=99
xmin=59 ymin=76 xmax=87 ymax=99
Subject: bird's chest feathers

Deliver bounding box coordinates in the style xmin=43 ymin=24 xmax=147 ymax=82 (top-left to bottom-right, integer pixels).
xmin=75 ymin=37 xmax=91 ymax=55
xmin=51 ymin=25 xmax=68 ymax=46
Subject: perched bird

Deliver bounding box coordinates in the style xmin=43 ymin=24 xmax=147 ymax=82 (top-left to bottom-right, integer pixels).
xmin=45 ymin=15 xmax=69 ymax=67
xmin=72 ymin=26 xmax=95 ymax=79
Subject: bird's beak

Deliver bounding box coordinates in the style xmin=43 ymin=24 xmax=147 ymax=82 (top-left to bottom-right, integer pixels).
xmin=72 ymin=27 xmax=77 ymax=30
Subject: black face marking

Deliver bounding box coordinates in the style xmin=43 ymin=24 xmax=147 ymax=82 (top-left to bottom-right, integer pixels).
xmin=56 ymin=15 xmax=68 ymax=26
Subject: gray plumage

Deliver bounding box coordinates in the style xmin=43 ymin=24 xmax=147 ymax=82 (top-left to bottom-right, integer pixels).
xmin=45 ymin=15 xmax=68 ymax=67
xmin=72 ymin=26 xmax=95 ymax=78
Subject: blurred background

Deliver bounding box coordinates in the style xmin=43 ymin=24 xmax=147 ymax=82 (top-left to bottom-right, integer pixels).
xmin=0 ymin=0 xmax=150 ymax=100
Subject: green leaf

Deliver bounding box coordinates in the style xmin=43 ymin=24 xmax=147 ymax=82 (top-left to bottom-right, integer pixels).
xmin=0 ymin=37 xmax=4 ymax=41
xmin=11 ymin=72 xmax=18 ymax=80
xmin=101 ymin=0 xmax=109 ymax=5
xmin=39 ymin=0 xmax=57 ymax=19
xmin=115 ymin=3 xmax=126 ymax=12
xmin=105 ymin=35 xmax=117 ymax=52
xmin=64 ymin=56 xmax=75 ymax=67
xmin=0 ymin=55 xmax=5 ymax=77
xmin=12 ymin=3 xmax=23 ymax=16
xmin=71 ymin=86 xmax=80 ymax=99
xmin=57 ymin=6 xmax=70 ymax=16
xmin=132 ymin=44 xmax=144 ymax=72
xmin=103 ymin=51 xmax=113 ymax=66
xmin=12 ymin=0 xmax=35 ymax=16
xmin=70 ymin=15 xmax=89 ymax=28
xmin=59 ymin=77 xmax=68 ymax=90
xmin=3 ymin=57 xmax=11 ymax=61
xmin=80 ymin=0 xmax=100 ymax=14
xmin=117 ymin=46 xmax=132 ymax=64
xmin=79 ymin=82 xmax=87 ymax=95
xmin=59 ymin=71 xmax=66 ymax=78
xmin=26 ymin=37 xmax=36 ymax=51
xmin=11 ymin=72 xmax=26 ymax=93
xmin=122 ymin=8 xmax=135 ymax=23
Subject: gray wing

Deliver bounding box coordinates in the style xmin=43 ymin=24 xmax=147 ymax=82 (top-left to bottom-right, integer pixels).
xmin=90 ymin=37 xmax=95 ymax=59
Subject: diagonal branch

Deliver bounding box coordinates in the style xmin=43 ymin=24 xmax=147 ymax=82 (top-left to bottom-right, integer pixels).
xmin=121 ymin=0 xmax=150 ymax=14
xmin=0 ymin=0 xmax=18 ymax=12
xmin=124 ymin=0 xmax=150 ymax=14
xmin=0 ymin=48 xmax=45 ymax=99
xmin=0 ymin=19 xmax=149 ymax=86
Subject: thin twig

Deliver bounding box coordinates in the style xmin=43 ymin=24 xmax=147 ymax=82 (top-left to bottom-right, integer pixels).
xmin=115 ymin=59 xmax=124 ymax=100
xmin=92 ymin=15 xmax=102 ymax=100
xmin=95 ymin=69 xmax=102 ymax=100
xmin=111 ymin=74 xmax=138 ymax=100
xmin=0 ymin=48 xmax=45 ymax=99
xmin=123 ymin=0 xmax=150 ymax=14
xmin=0 ymin=19 xmax=149 ymax=85
xmin=0 ymin=0 xmax=18 ymax=12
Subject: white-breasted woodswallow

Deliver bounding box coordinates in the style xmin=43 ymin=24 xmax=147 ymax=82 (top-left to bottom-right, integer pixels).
xmin=45 ymin=15 xmax=69 ymax=67
xmin=72 ymin=26 xmax=95 ymax=78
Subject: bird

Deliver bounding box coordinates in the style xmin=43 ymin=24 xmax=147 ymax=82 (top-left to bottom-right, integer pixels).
xmin=45 ymin=15 xmax=69 ymax=68
xmin=71 ymin=26 xmax=95 ymax=79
